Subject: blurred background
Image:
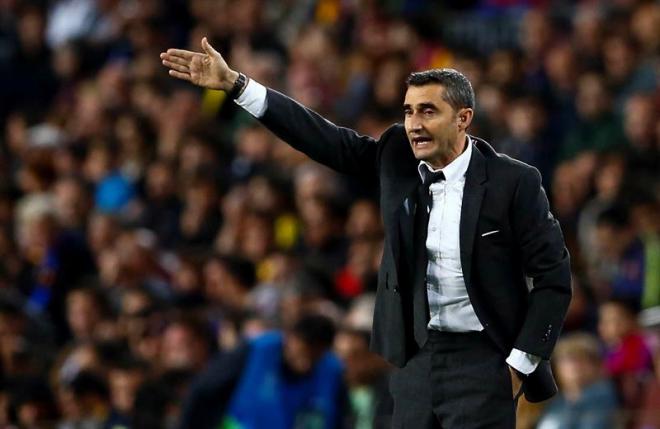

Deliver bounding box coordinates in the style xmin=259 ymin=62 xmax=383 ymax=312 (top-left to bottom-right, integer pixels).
xmin=0 ymin=0 xmax=658 ymax=428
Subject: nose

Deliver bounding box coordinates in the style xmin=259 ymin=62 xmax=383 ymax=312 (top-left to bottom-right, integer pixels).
xmin=407 ymin=115 xmax=423 ymax=133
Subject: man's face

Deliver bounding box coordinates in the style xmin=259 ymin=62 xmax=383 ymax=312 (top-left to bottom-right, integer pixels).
xmin=403 ymin=84 xmax=467 ymax=168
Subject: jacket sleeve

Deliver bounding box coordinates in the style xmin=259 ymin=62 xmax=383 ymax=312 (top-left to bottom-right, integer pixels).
xmin=258 ymin=88 xmax=380 ymax=177
xmin=510 ymin=166 xmax=572 ymax=359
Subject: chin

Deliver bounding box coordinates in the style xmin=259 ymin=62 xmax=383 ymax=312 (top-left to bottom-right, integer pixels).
xmin=412 ymin=147 xmax=433 ymax=161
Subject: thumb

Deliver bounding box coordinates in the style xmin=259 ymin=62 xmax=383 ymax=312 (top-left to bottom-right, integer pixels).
xmin=201 ymin=37 xmax=219 ymax=57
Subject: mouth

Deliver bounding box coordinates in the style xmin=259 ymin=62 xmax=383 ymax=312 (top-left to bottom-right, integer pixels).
xmin=411 ymin=136 xmax=432 ymax=147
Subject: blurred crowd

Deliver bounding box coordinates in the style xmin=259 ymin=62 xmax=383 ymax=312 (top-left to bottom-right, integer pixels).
xmin=0 ymin=0 xmax=658 ymax=428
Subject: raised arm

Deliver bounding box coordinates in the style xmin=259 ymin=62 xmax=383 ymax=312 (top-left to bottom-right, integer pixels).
xmin=160 ymin=38 xmax=378 ymax=176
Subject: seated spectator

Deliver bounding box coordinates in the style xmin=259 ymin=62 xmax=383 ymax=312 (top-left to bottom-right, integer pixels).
xmin=65 ymin=287 xmax=112 ymax=343
xmin=536 ymin=333 xmax=619 ymax=429
xmin=159 ymin=316 xmax=214 ymax=372
xmin=621 ymin=94 xmax=658 ymax=182
xmin=599 ymin=299 xmax=653 ymax=376
xmin=135 ymin=159 xmax=183 ymax=249
xmin=496 ymin=96 xmax=554 ymax=186
xmin=58 ymin=370 xmax=112 ymax=429
xmin=594 ymin=205 xmax=646 ymax=305
xmin=105 ymin=358 xmax=148 ymax=428
xmin=203 ymin=253 xmax=256 ymax=315
xmin=3 ymin=376 xmax=57 ymax=428
xmin=598 ymin=299 xmax=653 ymax=412
xmin=178 ymin=313 xmax=345 ymax=429
xmin=577 ymin=153 xmax=626 ymax=275
xmin=560 ymin=73 xmax=625 ymax=161
xmin=83 ymin=140 xmax=136 ymax=215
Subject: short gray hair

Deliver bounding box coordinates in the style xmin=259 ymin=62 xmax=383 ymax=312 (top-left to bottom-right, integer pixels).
xmin=406 ymin=68 xmax=476 ymax=111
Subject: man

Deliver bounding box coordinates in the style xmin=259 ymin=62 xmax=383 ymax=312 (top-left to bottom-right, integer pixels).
xmin=161 ymin=37 xmax=572 ymax=428
xmin=177 ymin=314 xmax=345 ymax=429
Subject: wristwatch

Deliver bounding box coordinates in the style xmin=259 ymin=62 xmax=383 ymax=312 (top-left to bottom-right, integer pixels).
xmin=227 ymin=72 xmax=248 ymax=99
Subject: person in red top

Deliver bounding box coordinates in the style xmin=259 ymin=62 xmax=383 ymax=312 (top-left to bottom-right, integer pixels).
xmin=598 ymin=298 xmax=653 ymax=419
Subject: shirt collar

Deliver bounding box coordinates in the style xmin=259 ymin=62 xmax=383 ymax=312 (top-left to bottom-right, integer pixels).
xmin=418 ymin=136 xmax=473 ymax=184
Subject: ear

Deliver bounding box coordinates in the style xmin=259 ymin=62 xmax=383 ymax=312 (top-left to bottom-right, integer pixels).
xmin=457 ymin=108 xmax=474 ymax=131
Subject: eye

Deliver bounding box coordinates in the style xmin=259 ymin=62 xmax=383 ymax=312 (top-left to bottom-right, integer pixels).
xmin=423 ymin=109 xmax=435 ymax=116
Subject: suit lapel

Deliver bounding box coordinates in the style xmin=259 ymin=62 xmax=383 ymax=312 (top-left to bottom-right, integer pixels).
xmin=460 ymin=143 xmax=487 ymax=290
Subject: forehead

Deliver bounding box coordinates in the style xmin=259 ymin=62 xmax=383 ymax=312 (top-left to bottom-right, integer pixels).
xmin=404 ymin=84 xmax=449 ymax=107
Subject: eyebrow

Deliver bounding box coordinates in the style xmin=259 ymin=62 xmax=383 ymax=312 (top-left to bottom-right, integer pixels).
xmin=403 ymin=102 xmax=438 ymax=110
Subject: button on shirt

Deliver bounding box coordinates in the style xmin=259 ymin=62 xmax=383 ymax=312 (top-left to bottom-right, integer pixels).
xmin=418 ymin=138 xmax=483 ymax=332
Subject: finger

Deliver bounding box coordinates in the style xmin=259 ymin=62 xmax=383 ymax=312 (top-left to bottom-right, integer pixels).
xmin=165 ymin=49 xmax=196 ymax=60
xmin=168 ymin=70 xmax=191 ymax=81
xmin=161 ymin=53 xmax=192 ymax=67
xmin=162 ymin=59 xmax=189 ymax=73
xmin=201 ymin=37 xmax=219 ymax=56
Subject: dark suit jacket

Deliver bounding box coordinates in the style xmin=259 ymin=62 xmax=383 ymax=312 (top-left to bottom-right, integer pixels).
xmin=258 ymin=88 xmax=572 ymax=402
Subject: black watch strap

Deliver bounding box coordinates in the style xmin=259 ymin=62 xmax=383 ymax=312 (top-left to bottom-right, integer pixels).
xmin=227 ymin=72 xmax=248 ymax=99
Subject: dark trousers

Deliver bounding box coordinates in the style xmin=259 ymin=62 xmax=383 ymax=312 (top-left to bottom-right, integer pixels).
xmin=389 ymin=330 xmax=517 ymax=428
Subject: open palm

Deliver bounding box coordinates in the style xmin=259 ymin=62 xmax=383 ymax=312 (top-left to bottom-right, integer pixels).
xmin=160 ymin=37 xmax=237 ymax=91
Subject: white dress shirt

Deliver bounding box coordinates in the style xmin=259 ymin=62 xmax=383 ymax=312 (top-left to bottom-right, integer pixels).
xmin=419 ymin=139 xmax=483 ymax=332
xmin=234 ymin=78 xmax=540 ymax=375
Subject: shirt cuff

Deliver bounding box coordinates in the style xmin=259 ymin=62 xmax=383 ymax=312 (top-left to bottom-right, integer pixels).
xmin=234 ymin=78 xmax=267 ymax=118
xmin=506 ymin=348 xmax=541 ymax=375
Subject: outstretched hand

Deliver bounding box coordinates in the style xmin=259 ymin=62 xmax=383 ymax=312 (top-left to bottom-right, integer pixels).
xmin=160 ymin=37 xmax=238 ymax=91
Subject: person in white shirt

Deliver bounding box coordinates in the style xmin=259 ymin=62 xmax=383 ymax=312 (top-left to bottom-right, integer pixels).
xmin=160 ymin=38 xmax=571 ymax=428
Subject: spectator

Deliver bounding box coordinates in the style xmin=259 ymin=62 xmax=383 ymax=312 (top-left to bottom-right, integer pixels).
xmin=203 ymin=253 xmax=256 ymax=314
xmin=159 ymin=316 xmax=213 ymax=372
xmin=496 ymin=96 xmax=554 ymax=186
xmin=4 ymin=377 xmax=58 ymax=428
xmin=594 ymin=205 xmax=646 ymax=305
xmin=178 ymin=313 xmax=345 ymax=429
xmin=65 ymin=287 xmax=111 ymax=342
xmin=536 ymin=333 xmax=619 ymax=429
xmin=578 ymin=153 xmax=627 ymax=289
xmin=136 ymin=159 xmax=183 ymax=249
xmin=83 ymin=140 xmax=136 ymax=215
xmin=598 ymin=299 xmax=653 ymax=411
xmin=560 ymin=73 xmax=625 ymax=161
xmin=106 ymin=359 xmax=148 ymax=427
xmin=621 ymin=93 xmax=659 ymax=185
xmin=58 ymin=370 xmax=112 ymax=429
